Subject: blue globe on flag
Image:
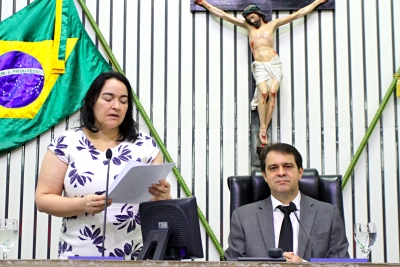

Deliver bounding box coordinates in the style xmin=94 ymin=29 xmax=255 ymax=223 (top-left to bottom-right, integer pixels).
xmin=0 ymin=51 xmax=44 ymax=108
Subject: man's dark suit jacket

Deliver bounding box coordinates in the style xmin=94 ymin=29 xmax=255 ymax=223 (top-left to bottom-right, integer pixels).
xmin=224 ymin=193 xmax=350 ymax=261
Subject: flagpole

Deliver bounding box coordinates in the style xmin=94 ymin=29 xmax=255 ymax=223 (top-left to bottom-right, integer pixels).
xmin=341 ymin=67 xmax=400 ymax=189
xmin=76 ymin=0 xmax=226 ymax=260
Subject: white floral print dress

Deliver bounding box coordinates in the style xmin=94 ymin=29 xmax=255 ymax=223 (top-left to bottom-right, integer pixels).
xmin=48 ymin=128 xmax=159 ymax=259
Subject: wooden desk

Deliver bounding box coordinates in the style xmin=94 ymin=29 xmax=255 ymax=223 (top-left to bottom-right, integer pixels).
xmin=0 ymin=260 xmax=396 ymax=267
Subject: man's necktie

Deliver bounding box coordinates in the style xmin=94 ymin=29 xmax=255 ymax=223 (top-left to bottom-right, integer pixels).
xmin=277 ymin=202 xmax=297 ymax=252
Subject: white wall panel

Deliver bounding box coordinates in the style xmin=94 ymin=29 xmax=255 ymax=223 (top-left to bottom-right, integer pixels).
xmin=110 ymin=0 xmax=125 ymax=67
xmin=97 ymin=0 xmax=111 ymax=63
xmin=166 ymin=0 xmax=180 ymax=132
xmin=277 ymin=12 xmax=293 ymax=145
xmin=0 ymin=155 xmax=7 ymax=219
xmin=364 ymin=0 xmax=380 ymax=125
xmin=206 ymin=11 xmax=223 ymax=259
xmin=235 ymin=14 xmax=250 ymax=175
xmin=7 ymin=148 xmax=22 ymax=260
xmin=323 ymin=129 xmax=337 ymax=175
xmin=137 ymin=0 xmax=153 ymax=125
xmin=379 ymin=0 xmax=396 ymax=128
xmin=221 ymin=16 xmax=236 ymax=132
xmin=152 ymin=0 xmax=166 ymax=136
xmin=395 ymin=0 xmax=400 ymax=259
xmin=320 ymin=11 xmax=336 ymax=173
xmin=269 ymin=13 xmax=279 ymax=142
xmin=368 ymin=127 xmax=385 ymax=263
xmin=292 ymin=16 xmax=308 ymax=160
xmin=82 ymin=0 xmax=98 ymax=51
xmin=342 ymin=180 xmax=354 ymax=257
xmin=35 ymin=130 xmax=53 ymax=259
xmin=20 ymin=141 xmax=36 ymax=259
xmin=208 ymin=127 xmax=222 ymax=260
xmin=378 ymin=1 xmax=398 ymax=261
xmin=307 ymin=128 xmax=320 ymax=170
xmin=15 ymin=0 xmax=26 ymax=13
xmin=395 ymin=0 xmax=400 ymax=71
xmin=178 ymin=0 xmax=194 ymax=201
xmin=192 ymin=10 xmax=208 ymax=260
xmin=362 ymin=0 xmax=385 ymax=261
xmin=0 ymin=0 xmax=13 ymax=20
xmin=125 ymin=1 xmax=139 ymax=85
xmin=383 ymin=129 xmax=400 ymax=262
xmin=306 ymin=13 xmax=321 ymax=142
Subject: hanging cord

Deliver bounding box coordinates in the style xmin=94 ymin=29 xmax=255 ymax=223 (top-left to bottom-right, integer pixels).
xmin=342 ymin=67 xmax=400 ymax=188
xmin=76 ymin=0 xmax=225 ymax=260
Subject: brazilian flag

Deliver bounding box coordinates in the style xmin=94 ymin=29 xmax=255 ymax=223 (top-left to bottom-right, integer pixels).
xmin=0 ymin=0 xmax=112 ymax=155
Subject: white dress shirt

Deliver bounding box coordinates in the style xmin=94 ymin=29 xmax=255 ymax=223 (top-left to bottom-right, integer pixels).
xmin=271 ymin=192 xmax=301 ymax=255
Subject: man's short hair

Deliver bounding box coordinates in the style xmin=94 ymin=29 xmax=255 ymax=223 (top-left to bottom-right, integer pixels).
xmin=260 ymin=143 xmax=303 ymax=172
xmin=242 ymin=4 xmax=268 ymax=23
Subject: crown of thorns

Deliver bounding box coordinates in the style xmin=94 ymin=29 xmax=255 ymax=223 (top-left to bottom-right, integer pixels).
xmin=242 ymin=5 xmax=261 ymax=18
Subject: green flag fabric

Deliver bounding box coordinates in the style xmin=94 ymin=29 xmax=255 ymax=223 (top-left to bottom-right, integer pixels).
xmin=0 ymin=0 xmax=112 ymax=155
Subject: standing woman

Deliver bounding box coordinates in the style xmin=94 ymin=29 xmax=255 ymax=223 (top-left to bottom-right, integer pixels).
xmin=35 ymin=71 xmax=171 ymax=259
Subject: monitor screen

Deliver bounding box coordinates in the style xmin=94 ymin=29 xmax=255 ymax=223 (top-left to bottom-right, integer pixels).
xmin=138 ymin=197 xmax=204 ymax=260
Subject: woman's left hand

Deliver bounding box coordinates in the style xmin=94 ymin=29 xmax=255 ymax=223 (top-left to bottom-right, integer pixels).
xmin=149 ymin=179 xmax=172 ymax=201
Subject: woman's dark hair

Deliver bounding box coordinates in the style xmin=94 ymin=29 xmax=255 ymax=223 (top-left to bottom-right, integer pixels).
xmin=260 ymin=143 xmax=303 ymax=173
xmin=80 ymin=71 xmax=138 ymax=142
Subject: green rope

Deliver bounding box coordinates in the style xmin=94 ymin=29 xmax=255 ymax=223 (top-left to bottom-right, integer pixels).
xmin=76 ymin=0 xmax=225 ymax=260
xmin=342 ymin=67 xmax=400 ymax=189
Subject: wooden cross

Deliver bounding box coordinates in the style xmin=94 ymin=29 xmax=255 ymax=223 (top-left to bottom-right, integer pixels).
xmin=191 ymin=0 xmax=335 ymax=21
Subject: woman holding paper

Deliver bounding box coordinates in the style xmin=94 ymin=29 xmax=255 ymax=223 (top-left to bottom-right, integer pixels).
xmin=35 ymin=71 xmax=171 ymax=259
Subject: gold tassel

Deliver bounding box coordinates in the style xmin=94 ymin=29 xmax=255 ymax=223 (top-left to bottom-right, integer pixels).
xmin=396 ymin=74 xmax=400 ymax=97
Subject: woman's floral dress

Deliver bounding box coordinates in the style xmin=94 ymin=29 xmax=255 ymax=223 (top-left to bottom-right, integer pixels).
xmin=48 ymin=128 xmax=159 ymax=259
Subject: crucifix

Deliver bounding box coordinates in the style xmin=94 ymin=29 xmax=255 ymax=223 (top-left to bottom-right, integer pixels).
xmin=192 ymin=0 xmax=335 ymax=163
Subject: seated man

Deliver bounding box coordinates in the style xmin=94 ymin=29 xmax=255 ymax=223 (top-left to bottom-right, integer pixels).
xmin=224 ymin=143 xmax=349 ymax=262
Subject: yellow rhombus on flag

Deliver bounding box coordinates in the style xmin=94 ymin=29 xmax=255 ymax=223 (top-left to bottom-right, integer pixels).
xmin=0 ymin=0 xmax=112 ymax=155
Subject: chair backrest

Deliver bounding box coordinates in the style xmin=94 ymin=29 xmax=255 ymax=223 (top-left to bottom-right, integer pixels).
xmin=227 ymin=168 xmax=344 ymax=221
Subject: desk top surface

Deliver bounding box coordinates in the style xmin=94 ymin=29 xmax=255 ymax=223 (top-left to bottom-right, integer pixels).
xmin=0 ymin=260 xmax=397 ymax=267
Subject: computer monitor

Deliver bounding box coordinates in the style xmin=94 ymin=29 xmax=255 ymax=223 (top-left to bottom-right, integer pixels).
xmin=137 ymin=197 xmax=204 ymax=260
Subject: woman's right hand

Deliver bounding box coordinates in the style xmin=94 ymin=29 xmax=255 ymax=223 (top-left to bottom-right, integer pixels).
xmin=82 ymin=194 xmax=112 ymax=215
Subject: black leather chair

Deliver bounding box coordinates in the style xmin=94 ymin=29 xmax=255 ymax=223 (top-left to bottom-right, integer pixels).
xmin=227 ymin=168 xmax=344 ymax=222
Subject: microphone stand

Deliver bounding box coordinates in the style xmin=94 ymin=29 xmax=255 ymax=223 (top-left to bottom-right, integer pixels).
xmin=101 ymin=149 xmax=112 ymax=257
xmin=293 ymin=210 xmax=314 ymax=259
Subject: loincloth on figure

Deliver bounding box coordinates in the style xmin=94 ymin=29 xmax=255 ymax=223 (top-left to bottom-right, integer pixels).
xmin=250 ymin=55 xmax=283 ymax=110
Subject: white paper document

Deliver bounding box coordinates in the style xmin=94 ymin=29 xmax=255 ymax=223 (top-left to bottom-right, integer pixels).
xmin=108 ymin=161 xmax=174 ymax=203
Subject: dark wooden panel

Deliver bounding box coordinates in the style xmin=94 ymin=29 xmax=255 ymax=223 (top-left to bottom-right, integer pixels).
xmin=191 ymin=0 xmax=335 ymax=12
xmin=270 ymin=0 xmax=334 ymax=10
xmin=191 ymin=0 xmax=272 ymax=13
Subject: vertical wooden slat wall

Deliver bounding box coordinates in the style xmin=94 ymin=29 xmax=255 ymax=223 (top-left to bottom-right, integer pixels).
xmin=0 ymin=0 xmax=399 ymax=262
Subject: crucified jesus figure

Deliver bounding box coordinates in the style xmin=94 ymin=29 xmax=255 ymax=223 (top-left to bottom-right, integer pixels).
xmin=195 ymin=0 xmax=327 ymax=145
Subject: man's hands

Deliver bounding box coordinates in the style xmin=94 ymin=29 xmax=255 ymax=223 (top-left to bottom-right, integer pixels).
xmin=283 ymin=252 xmax=303 ymax=263
xmin=82 ymin=194 xmax=112 ymax=215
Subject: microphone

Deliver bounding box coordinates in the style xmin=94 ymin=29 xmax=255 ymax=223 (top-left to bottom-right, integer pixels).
xmin=290 ymin=202 xmax=315 ymax=259
xmin=101 ymin=148 xmax=113 ymax=257
xmin=268 ymin=248 xmax=285 ymax=260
